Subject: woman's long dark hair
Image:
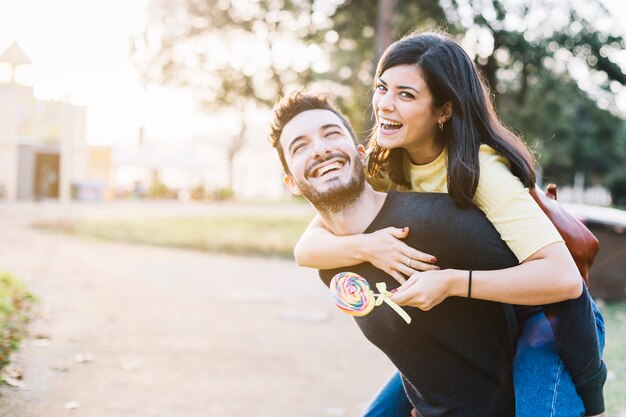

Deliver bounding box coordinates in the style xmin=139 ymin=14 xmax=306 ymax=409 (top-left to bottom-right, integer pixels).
xmin=367 ymin=31 xmax=536 ymax=207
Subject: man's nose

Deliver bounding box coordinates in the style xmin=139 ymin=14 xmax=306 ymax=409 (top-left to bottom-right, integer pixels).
xmin=311 ymin=137 xmax=331 ymax=159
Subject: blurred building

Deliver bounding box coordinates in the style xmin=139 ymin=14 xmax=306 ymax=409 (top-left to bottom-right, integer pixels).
xmin=112 ymin=136 xmax=287 ymax=201
xmin=0 ymin=41 xmax=111 ymax=201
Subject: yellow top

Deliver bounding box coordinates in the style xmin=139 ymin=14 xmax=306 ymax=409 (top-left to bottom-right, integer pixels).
xmin=368 ymin=144 xmax=563 ymax=262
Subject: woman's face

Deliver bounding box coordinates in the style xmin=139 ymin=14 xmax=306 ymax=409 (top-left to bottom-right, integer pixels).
xmin=372 ymin=64 xmax=441 ymax=156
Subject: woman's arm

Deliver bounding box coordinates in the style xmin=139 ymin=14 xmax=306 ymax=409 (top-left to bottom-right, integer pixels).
xmin=294 ymin=215 xmax=438 ymax=284
xmin=390 ymin=241 xmax=583 ymax=310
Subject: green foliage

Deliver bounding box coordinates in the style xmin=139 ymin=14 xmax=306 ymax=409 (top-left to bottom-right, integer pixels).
xmin=213 ymin=187 xmax=235 ymax=201
xmin=132 ymin=0 xmax=337 ymax=109
xmin=147 ymin=180 xmax=171 ymax=199
xmin=605 ymin=168 xmax=626 ymax=207
xmin=498 ymin=74 xmax=626 ymax=186
xmin=322 ymin=0 xmax=626 ymax=138
xmin=0 ymin=272 xmax=35 ymax=377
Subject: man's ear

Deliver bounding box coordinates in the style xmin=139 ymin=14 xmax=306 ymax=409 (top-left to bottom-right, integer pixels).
xmin=283 ymin=174 xmax=302 ymax=196
xmin=357 ymin=144 xmax=367 ymax=166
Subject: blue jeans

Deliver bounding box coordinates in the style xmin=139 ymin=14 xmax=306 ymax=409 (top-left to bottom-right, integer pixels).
xmin=360 ymin=371 xmax=415 ymax=417
xmin=513 ymin=300 xmax=605 ymax=417
xmin=360 ymin=301 xmax=606 ymax=417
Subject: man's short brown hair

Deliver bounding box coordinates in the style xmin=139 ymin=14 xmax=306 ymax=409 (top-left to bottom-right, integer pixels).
xmin=269 ymin=91 xmax=358 ymax=174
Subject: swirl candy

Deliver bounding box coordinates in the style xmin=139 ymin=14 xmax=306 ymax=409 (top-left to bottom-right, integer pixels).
xmin=330 ymin=272 xmax=411 ymax=324
xmin=330 ymin=272 xmax=375 ymax=317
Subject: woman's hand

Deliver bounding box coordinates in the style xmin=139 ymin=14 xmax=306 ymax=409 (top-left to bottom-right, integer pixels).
xmin=361 ymin=226 xmax=439 ymax=284
xmin=390 ymin=269 xmax=462 ymax=311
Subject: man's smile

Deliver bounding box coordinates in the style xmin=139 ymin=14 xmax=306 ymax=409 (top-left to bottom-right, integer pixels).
xmin=307 ymin=156 xmax=348 ymax=179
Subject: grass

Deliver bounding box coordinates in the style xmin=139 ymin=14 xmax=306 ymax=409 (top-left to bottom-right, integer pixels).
xmin=38 ymin=215 xmax=313 ymax=258
xmin=600 ymin=300 xmax=626 ymax=415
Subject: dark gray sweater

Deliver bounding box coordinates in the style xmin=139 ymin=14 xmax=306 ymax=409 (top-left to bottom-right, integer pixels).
xmin=319 ymin=192 xmax=519 ymax=417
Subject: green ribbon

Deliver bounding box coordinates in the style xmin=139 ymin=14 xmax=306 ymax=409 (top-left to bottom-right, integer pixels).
xmin=374 ymin=282 xmax=412 ymax=324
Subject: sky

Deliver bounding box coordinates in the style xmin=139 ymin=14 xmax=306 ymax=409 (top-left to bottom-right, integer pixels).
xmin=0 ymin=0 xmax=625 ymax=148
xmin=0 ymin=0 xmax=213 ymax=148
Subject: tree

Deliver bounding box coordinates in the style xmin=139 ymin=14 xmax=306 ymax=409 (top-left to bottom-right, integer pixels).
xmin=326 ymin=0 xmax=626 ymax=190
xmin=131 ymin=0 xmax=343 ymax=189
xmin=456 ymin=0 xmax=626 ymax=109
xmin=438 ymin=0 xmax=626 ymax=188
xmin=316 ymin=0 xmax=626 ymax=135
xmin=499 ymin=73 xmax=626 ymax=186
xmin=132 ymin=0 xmax=626 ymax=192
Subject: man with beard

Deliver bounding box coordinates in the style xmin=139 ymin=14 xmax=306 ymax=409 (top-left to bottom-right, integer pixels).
xmin=268 ymin=91 xmax=582 ymax=417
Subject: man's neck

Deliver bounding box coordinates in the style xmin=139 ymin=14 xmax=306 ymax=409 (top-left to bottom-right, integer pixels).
xmin=317 ymin=185 xmax=387 ymax=236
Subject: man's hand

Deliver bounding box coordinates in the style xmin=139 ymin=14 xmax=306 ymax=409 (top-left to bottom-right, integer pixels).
xmin=390 ymin=269 xmax=463 ymax=311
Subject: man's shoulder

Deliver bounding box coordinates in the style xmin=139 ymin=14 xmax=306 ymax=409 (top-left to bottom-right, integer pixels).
xmin=375 ymin=191 xmax=518 ymax=269
xmin=381 ymin=191 xmax=483 ymax=219
xmin=379 ymin=191 xmax=494 ymax=237
xmin=385 ymin=190 xmax=453 ymax=206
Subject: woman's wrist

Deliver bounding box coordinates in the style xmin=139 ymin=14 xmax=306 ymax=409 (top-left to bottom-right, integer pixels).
xmin=447 ymin=269 xmax=470 ymax=298
xmin=349 ymin=233 xmax=369 ymax=262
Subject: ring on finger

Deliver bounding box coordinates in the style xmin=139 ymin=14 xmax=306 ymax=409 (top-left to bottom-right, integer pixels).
xmin=406 ymin=257 xmax=412 ymax=267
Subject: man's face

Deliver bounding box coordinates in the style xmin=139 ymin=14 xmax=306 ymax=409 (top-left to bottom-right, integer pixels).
xmin=279 ymin=109 xmax=365 ymax=211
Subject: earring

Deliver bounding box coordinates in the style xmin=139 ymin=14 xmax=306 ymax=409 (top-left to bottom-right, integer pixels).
xmin=438 ymin=122 xmax=444 ymax=131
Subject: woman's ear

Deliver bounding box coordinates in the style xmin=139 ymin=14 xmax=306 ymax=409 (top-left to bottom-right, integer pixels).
xmin=283 ymin=174 xmax=302 ymax=195
xmin=440 ymin=101 xmax=453 ymax=123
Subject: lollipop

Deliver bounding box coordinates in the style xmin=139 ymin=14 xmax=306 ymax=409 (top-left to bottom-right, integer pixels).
xmin=330 ymin=272 xmax=375 ymax=317
xmin=330 ymin=272 xmax=411 ymax=324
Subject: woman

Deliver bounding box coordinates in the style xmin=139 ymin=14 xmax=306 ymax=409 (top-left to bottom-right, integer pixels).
xmin=295 ymin=31 xmax=606 ymax=417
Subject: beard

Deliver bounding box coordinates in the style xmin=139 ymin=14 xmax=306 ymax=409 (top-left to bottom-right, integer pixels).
xmin=295 ymin=154 xmax=366 ymax=215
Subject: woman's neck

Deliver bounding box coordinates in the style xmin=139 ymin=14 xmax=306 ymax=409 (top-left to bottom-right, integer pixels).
xmin=405 ymin=139 xmax=445 ymax=165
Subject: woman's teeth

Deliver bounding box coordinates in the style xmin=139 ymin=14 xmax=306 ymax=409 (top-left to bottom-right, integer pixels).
xmin=379 ymin=118 xmax=403 ymax=130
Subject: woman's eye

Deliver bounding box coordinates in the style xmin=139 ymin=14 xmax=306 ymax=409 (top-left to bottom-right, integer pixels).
xmin=326 ymin=131 xmax=341 ymax=137
xmin=400 ymin=91 xmax=415 ymax=99
xmin=376 ymin=84 xmax=386 ymax=91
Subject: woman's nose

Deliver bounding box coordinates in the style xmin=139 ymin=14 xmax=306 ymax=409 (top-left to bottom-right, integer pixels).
xmin=377 ymin=94 xmax=395 ymax=112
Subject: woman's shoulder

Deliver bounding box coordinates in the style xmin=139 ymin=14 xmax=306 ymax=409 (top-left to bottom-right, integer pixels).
xmin=478 ymin=144 xmax=511 ymax=170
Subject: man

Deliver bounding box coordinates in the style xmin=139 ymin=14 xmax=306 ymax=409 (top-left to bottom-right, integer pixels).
xmin=268 ymin=90 xmax=520 ymax=416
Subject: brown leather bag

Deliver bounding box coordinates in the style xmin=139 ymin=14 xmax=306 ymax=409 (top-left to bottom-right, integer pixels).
xmin=529 ymin=184 xmax=600 ymax=285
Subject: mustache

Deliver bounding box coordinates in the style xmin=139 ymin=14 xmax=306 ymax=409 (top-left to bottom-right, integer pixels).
xmin=305 ymin=152 xmax=349 ymax=177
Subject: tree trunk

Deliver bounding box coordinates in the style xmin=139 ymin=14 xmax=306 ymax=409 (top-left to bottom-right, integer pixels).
xmin=226 ymin=121 xmax=246 ymax=191
xmin=375 ymin=0 xmax=397 ymax=65
xmin=370 ymin=0 xmax=398 ymax=127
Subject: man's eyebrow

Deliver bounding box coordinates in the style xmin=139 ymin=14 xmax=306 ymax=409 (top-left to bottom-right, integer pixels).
xmin=288 ymin=135 xmax=306 ymax=153
xmin=321 ymin=123 xmax=342 ymax=131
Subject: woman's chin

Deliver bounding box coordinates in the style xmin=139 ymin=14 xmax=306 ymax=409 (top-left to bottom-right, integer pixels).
xmin=376 ymin=134 xmax=403 ymax=150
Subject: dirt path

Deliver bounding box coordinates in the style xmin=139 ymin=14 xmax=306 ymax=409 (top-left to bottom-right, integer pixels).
xmin=0 ymin=202 xmax=393 ymax=417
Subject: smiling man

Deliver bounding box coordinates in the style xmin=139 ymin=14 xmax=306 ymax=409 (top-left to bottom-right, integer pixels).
xmin=268 ymin=90 xmax=525 ymax=416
